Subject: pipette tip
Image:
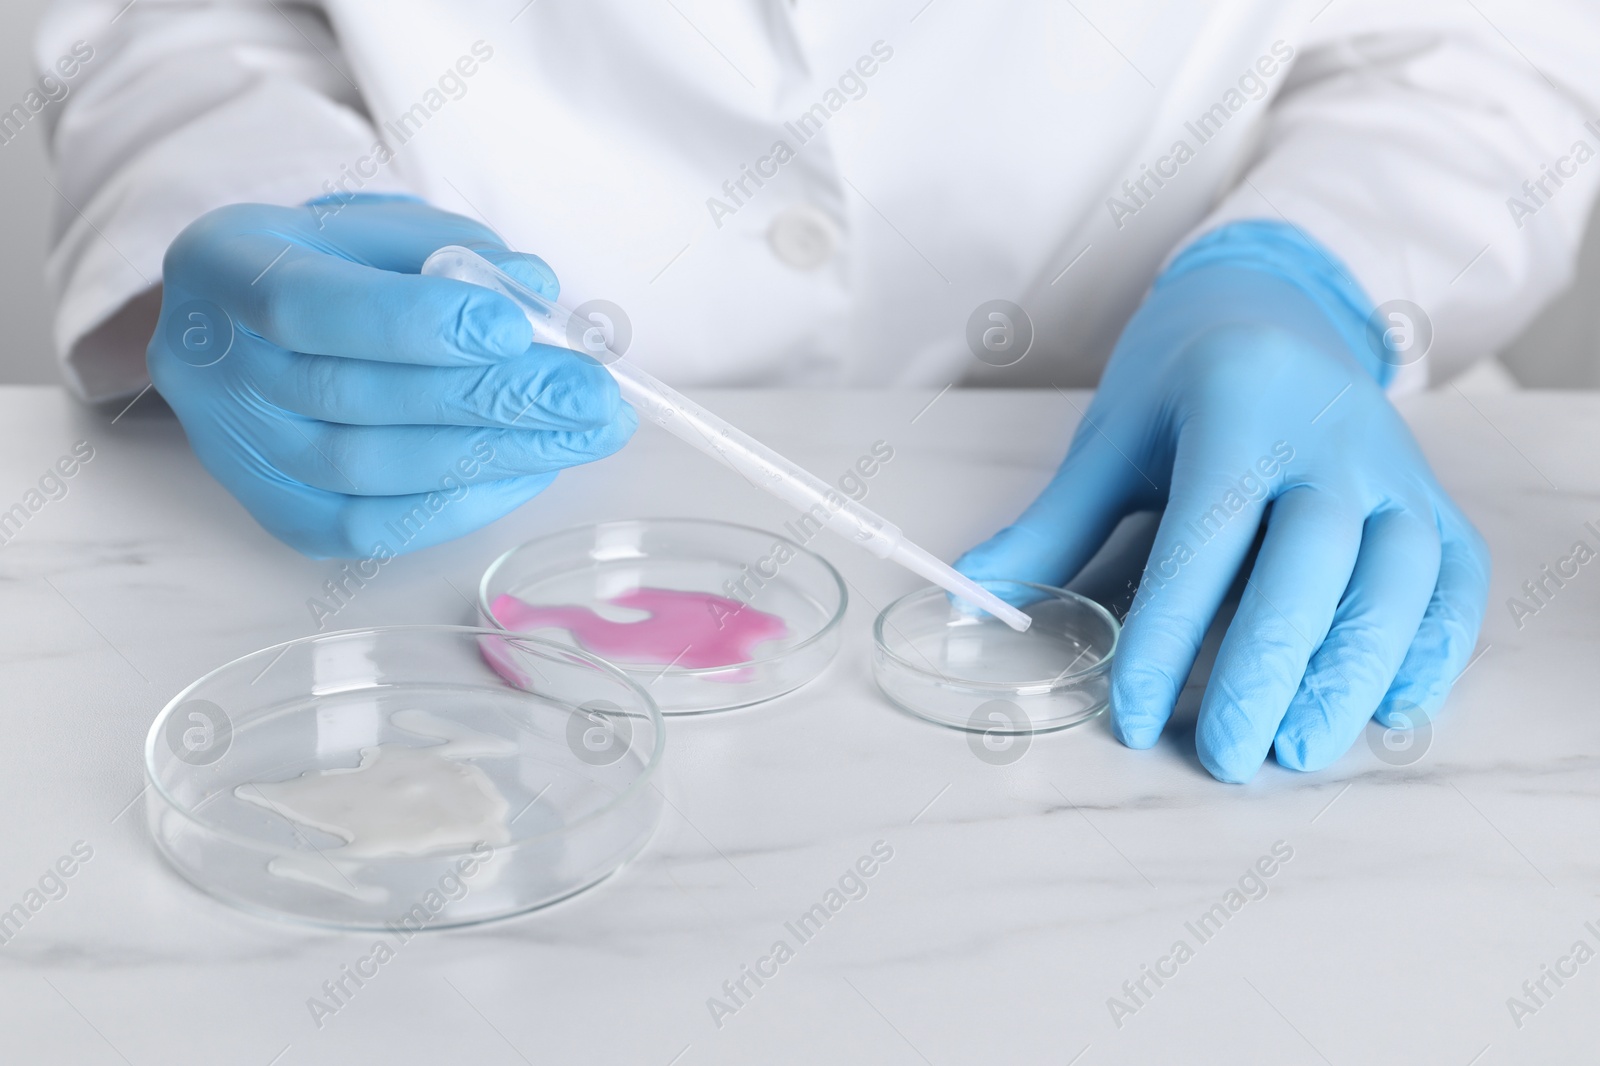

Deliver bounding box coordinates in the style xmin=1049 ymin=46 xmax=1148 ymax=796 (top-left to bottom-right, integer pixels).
xmin=962 ymin=591 xmax=1034 ymax=633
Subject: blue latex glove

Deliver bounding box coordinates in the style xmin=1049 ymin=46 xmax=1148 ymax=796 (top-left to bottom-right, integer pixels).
xmin=957 ymin=221 xmax=1490 ymax=782
xmin=148 ymin=196 xmax=635 ymax=557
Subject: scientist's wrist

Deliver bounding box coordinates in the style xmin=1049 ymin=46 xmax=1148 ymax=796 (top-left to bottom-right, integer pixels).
xmin=1159 ymin=220 xmax=1390 ymax=386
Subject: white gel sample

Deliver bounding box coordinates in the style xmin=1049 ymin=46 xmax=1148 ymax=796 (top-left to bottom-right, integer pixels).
xmin=236 ymin=710 xmax=518 ymax=900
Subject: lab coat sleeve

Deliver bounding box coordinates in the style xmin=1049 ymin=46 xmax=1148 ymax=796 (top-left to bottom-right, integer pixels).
xmin=36 ymin=1 xmax=412 ymax=401
xmin=1193 ymin=1 xmax=1600 ymax=391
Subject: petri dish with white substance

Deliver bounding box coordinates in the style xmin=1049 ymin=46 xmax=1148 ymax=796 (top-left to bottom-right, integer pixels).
xmin=479 ymin=519 xmax=847 ymax=714
xmin=872 ymin=582 xmax=1119 ymax=734
xmin=145 ymin=626 xmax=663 ymax=930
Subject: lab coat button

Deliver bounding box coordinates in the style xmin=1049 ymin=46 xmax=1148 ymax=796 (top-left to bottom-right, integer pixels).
xmin=767 ymin=205 xmax=839 ymax=270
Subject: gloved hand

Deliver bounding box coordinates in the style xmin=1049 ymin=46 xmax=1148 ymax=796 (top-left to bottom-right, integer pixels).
xmin=148 ymin=195 xmax=635 ymax=557
xmin=957 ymin=221 xmax=1489 ymax=782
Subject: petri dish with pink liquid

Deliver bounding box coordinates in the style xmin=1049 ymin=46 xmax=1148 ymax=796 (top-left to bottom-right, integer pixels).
xmin=479 ymin=519 xmax=847 ymax=714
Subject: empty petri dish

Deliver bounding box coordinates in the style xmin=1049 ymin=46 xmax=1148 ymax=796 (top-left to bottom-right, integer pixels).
xmin=145 ymin=626 xmax=663 ymax=930
xmin=873 ymin=581 xmax=1119 ymax=733
xmin=479 ymin=519 xmax=846 ymax=714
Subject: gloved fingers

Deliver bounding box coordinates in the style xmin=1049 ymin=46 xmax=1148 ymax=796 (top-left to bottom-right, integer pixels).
xmin=1110 ymin=430 xmax=1271 ymax=749
xmin=266 ymin=413 xmax=639 ymax=496
xmin=250 ymin=343 xmax=624 ymax=430
xmin=304 ymin=205 xmax=561 ymax=301
xmin=473 ymin=248 xmax=561 ymax=302
xmin=153 ymin=200 xmax=583 ymax=558
xmin=175 ymin=417 xmax=561 ymax=558
xmin=1192 ymin=486 xmax=1364 ymax=783
xmin=298 ymin=197 xmax=509 ymax=274
xmin=325 ymin=474 xmax=561 ymax=557
xmin=283 ymin=473 xmax=561 ymax=559
xmin=954 ymin=426 xmax=1144 ymax=591
xmin=197 ymin=232 xmax=534 ymax=366
xmin=1376 ymin=506 xmax=1491 ymax=726
xmin=1273 ymin=507 xmax=1441 ymax=772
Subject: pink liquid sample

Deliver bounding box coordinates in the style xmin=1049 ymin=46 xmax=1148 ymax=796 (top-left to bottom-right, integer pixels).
xmin=491 ymin=587 xmax=789 ymax=670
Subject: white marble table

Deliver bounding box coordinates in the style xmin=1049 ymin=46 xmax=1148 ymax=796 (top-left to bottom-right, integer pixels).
xmin=0 ymin=384 xmax=1593 ymax=1065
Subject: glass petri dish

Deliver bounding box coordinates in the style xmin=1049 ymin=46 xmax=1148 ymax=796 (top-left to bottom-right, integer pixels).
xmin=479 ymin=519 xmax=847 ymax=714
xmin=873 ymin=581 xmax=1119 ymax=733
xmin=145 ymin=626 xmax=663 ymax=930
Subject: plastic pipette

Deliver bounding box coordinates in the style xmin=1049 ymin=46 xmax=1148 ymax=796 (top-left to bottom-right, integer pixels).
xmin=421 ymin=246 xmax=1032 ymax=633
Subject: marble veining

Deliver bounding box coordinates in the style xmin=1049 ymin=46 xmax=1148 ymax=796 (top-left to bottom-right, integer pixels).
xmin=0 ymin=388 xmax=1595 ymax=1065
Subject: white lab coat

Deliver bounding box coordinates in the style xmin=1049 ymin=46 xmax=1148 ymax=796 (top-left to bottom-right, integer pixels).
xmin=34 ymin=0 xmax=1600 ymax=401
